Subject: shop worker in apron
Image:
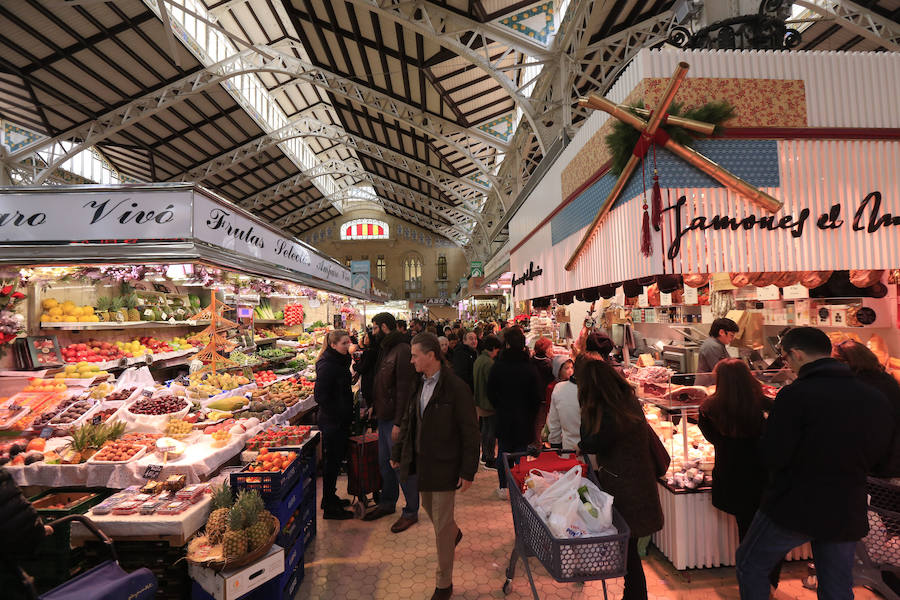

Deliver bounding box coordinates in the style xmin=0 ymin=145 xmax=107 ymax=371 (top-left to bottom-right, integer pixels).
xmin=696 ymin=318 xmax=739 ymax=385
xmin=392 ymin=332 xmax=480 ymax=600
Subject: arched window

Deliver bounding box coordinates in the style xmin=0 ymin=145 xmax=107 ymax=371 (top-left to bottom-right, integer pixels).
xmin=340 ymin=218 xmax=389 ymax=240
xmin=404 ymin=254 xmax=422 ymax=292
xmin=437 ymin=255 xmax=447 ymax=280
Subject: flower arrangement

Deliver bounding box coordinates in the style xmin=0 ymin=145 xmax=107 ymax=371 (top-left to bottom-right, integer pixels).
xmin=0 ymin=280 xmax=26 ymax=348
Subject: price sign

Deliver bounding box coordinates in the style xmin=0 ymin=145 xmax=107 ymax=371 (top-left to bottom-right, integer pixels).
xmin=143 ymin=464 xmax=163 ymax=479
xmin=683 ymin=286 xmax=698 ymax=305
xmin=637 ymin=293 xmax=649 ymax=308
xmin=783 ymin=283 xmax=810 ymax=300
xmin=660 ymin=292 xmax=672 ymax=306
xmin=144 ymin=353 xmax=154 ymax=365
xmin=91 ymin=414 xmax=102 ymax=425
xmin=756 ymin=285 xmax=781 ymax=301
xmin=141 ymin=388 xmax=154 ymax=398
xmin=40 ymin=426 xmax=53 ymax=439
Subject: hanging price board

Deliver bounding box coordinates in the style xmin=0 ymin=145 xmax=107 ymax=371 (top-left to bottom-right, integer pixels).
xmin=683 ymin=286 xmax=698 ymax=305
xmin=143 ymin=464 xmax=163 ymax=479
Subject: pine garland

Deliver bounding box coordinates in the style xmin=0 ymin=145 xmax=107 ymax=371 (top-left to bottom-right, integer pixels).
xmin=605 ymin=100 xmax=735 ymax=175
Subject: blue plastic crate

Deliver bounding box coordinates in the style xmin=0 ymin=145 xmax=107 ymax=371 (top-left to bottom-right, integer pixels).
xmin=251 ymin=561 xmax=303 ymax=600
xmin=264 ymin=474 xmax=311 ymax=529
xmin=230 ymin=451 xmax=303 ymax=500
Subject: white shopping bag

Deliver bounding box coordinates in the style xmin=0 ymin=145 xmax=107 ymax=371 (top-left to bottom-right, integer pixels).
xmin=529 ymin=464 xmax=582 ymax=516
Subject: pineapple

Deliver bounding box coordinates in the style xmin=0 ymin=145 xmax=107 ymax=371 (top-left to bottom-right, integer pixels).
xmin=109 ymin=296 xmax=125 ymax=322
xmin=95 ymin=296 xmax=111 ymax=322
xmin=124 ymin=294 xmax=141 ymax=322
xmin=223 ymin=504 xmax=248 ymax=560
xmin=239 ymin=491 xmax=271 ymax=551
xmin=206 ymin=483 xmax=233 ymax=543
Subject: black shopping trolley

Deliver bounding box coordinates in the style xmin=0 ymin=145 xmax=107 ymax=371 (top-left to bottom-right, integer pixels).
xmin=21 ymin=514 xmax=157 ymax=600
xmin=500 ymin=449 xmax=630 ymax=600
xmin=855 ymin=477 xmax=900 ymax=599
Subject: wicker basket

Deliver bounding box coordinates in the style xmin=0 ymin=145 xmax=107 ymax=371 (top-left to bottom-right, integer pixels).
xmin=186 ymin=514 xmax=280 ymax=572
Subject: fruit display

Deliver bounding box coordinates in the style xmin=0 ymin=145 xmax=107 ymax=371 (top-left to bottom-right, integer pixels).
xmin=246 ymin=448 xmax=297 ymax=473
xmin=165 ymin=418 xmax=193 ymax=436
xmin=61 ymin=341 xmax=124 ymax=363
xmin=188 ymin=372 xmax=250 ymax=397
xmin=191 ymin=486 xmax=276 ymax=563
xmin=91 ymin=408 xmax=120 ymax=425
xmin=88 ymin=382 xmax=115 ymax=399
xmin=50 ymin=399 xmax=95 ymax=426
xmin=245 ymin=426 xmax=312 ymax=451
xmin=210 ymin=430 xmax=232 ymax=448
xmin=137 ymin=336 xmax=173 ymax=353
xmin=253 ymin=370 xmax=277 ymax=385
xmin=206 ymin=396 xmax=247 ymax=411
xmin=98 ymin=386 xmax=137 ymax=402
xmin=119 ymin=432 xmax=163 ymax=447
xmin=23 ymin=378 xmax=67 ymax=393
xmin=283 ymin=304 xmax=304 ymax=326
xmin=91 ymin=440 xmax=143 ymax=462
xmin=128 ymin=395 xmax=188 ymax=416
xmin=228 ymin=350 xmax=260 ymax=366
xmin=60 ymin=421 xmax=127 ymax=464
xmin=203 ymin=419 xmax=235 ymax=435
xmin=40 ymin=298 xmax=100 ymax=323
xmin=57 ymin=362 xmax=108 ymax=379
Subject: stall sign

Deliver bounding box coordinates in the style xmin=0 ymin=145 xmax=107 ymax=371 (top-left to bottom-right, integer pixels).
xmin=0 ymin=189 xmax=192 ymax=242
xmin=683 ymin=286 xmax=698 ymax=305
xmin=783 ymin=284 xmax=809 ymax=300
xmin=511 ymin=262 xmax=543 ymax=295
xmin=194 ymin=194 xmax=351 ymax=288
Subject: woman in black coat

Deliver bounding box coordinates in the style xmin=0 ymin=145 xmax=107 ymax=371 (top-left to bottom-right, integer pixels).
xmin=487 ymin=327 xmax=542 ymax=494
xmin=1 ymin=467 xmax=51 ymax=599
xmin=315 ymin=329 xmax=354 ymax=519
xmin=577 ymin=359 xmax=663 ymax=600
xmin=833 ymin=340 xmax=900 ymax=477
xmin=697 ymin=358 xmax=781 ymax=588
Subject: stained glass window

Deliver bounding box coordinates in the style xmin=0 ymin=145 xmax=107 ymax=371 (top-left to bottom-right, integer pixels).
xmin=340 ymin=218 xmax=389 ymax=240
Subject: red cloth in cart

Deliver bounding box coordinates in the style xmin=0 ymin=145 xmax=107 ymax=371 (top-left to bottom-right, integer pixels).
xmin=347 ymin=432 xmax=382 ymax=497
xmin=509 ymin=453 xmax=587 ymax=491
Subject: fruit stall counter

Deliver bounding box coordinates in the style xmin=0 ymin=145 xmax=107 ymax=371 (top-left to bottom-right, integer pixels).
xmin=71 ymin=493 xmax=213 ymax=547
xmin=4 ymin=393 xmax=317 ymax=489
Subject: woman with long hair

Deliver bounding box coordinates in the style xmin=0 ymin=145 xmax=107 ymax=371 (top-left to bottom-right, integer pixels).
xmin=577 ymin=360 xmax=663 ymax=600
xmin=698 ymin=358 xmax=780 ymax=586
xmin=833 ymin=340 xmax=900 ymax=476
xmin=315 ymin=329 xmax=355 ymax=520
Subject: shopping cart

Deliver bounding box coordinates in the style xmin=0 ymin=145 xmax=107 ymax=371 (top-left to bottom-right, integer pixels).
xmin=21 ymin=514 xmax=157 ymax=600
xmin=500 ymin=449 xmax=630 ymax=599
xmin=855 ymin=477 xmax=900 ymax=600
xmin=347 ymin=431 xmax=382 ymax=517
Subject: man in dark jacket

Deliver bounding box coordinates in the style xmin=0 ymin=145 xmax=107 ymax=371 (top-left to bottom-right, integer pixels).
xmin=1 ymin=467 xmax=52 ymax=599
xmin=487 ymin=327 xmax=543 ymax=498
xmin=392 ymin=333 xmax=480 ymax=600
xmin=736 ymin=327 xmax=894 ymax=600
xmin=364 ymin=312 xmax=420 ymax=532
xmin=451 ymin=332 xmax=478 ymax=391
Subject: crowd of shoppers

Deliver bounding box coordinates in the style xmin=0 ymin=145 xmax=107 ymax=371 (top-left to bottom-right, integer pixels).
xmin=311 ymin=314 xmax=900 ymax=600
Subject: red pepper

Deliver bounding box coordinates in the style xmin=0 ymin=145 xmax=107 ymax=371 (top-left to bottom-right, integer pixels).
xmin=11 ymin=292 xmax=24 ymax=300
xmin=0 ymin=285 xmax=12 ymax=296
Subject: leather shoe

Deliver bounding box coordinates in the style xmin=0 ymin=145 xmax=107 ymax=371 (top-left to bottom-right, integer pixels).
xmin=362 ymin=506 xmax=395 ymax=522
xmin=430 ymin=584 xmax=452 ymax=600
xmin=455 ymin=528 xmax=462 ymax=546
xmin=323 ymin=506 xmax=353 ymax=520
xmin=320 ymin=497 xmax=352 ymax=509
xmin=390 ymin=515 xmax=418 ymax=533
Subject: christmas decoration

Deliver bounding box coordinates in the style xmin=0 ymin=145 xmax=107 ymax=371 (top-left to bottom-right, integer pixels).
xmin=566 ymin=62 xmax=783 ymax=271
xmin=189 ymin=294 xmax=239 ymax=374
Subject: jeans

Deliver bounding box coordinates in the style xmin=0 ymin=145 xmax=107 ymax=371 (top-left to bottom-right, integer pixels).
xmin=321 ymin=425 xmax=349 ymax=506
xmin=376 ymin=419 xmax=419 ymax=518
xmin=736 ymin=511 xmax=856 ymax=600
xmin=480 ymin=414 xmax=497 ymax=464
xmin=734 ymin=508 xmax=782 ymax=589
xmin=624 ymin=536 xmax=648 ymax=600
xmin=496 ymin=439 xmax=528 ymax=489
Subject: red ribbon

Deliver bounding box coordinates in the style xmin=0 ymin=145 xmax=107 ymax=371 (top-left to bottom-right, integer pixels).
xmin=632 ymin=128 xmax=671 ymax=158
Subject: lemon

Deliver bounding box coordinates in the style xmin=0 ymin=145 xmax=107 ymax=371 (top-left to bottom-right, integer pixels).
xmin=63 ymin=315 xmax=77 ymax=322
xmin=49 ymin=307 xmax=63 ymax=317
xmin=40 ymin=313 xmax=51 ymax=322
xmin=77 ymin=316 xmax=92 ymax=322
xmin=42 ymin=298 xmax=59 ymax=310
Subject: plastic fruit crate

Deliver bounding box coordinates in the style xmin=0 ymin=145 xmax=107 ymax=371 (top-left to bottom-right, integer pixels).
xmin=230 ymin=451 xmax=302 ymax=500
xmin=29 ymin=487 xmax=109 ymax=518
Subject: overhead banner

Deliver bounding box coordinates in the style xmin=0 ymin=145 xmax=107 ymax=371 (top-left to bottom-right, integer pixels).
xmin=192 ymin=194 xmax=351 ymax=288
xmin=470 ymin=261 xmax=483 ymax=277
xmin=0 ymin=189 xmax=192 ymax=242
xmin=350 ymin=260 xmax=371 ymax=293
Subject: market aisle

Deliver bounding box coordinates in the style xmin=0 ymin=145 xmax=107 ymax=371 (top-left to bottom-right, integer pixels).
xmin=298 ymin=467 xmax=882 ymax=600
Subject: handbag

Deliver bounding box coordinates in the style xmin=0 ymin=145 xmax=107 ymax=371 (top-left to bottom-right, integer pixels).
xmin=646 ymin=421 xmax=671 ymax=478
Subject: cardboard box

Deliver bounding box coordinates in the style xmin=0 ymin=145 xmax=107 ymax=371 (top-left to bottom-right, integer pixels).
xmin=189 ymin=545 xmax=285 ymax=600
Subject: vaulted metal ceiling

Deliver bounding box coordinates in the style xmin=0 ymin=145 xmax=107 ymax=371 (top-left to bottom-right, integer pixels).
xmin=1 ymin=0 xmax=898 ymax=259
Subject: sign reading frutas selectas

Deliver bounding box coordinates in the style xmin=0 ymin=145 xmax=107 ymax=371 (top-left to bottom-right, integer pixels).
xmin=193 ymin=194 xmax=351 ymax=288
xmin=0 ymin=190 xmax=193 ymax=242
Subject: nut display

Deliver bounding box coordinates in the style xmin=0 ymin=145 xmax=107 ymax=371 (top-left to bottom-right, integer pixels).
xmin=103 ymin=387 xmax=137 ymax=402
xmin=128 ymin=395 xmax=187 ymax=415
xmin=51 ymin=400 xmax=94 ymax=425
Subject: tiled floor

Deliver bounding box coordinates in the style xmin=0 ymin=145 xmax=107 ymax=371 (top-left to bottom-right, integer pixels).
xmin=298 ymin=466 xmax=884 ymax=599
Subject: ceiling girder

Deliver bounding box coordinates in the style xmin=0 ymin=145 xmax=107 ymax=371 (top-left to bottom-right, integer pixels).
xmin=795 ymin=0 xmax=900 ymax=50
xmin=340 ymin=0 xmax=558 ymax=153
xmin=7 ymin=45 xmax=509 ymax=188
xmin=170 ymin=115 xmax=487 ymax=208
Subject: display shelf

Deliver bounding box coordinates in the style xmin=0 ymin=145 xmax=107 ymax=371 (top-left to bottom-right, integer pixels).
xmin=255 ymin=319 xmax=285 ymax=324
xmin=255 ymin=337 xmax=280 ymax=345
xmin=41 ymin=321 xmax=211 ymax=331
xmin=639 ymin=396 xmax=702 ymax=412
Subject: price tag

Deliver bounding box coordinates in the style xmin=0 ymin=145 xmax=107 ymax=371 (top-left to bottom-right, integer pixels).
xmin=683 ymin=286 xmax=698 ymax=305
xmin=141 ymin=389 xmax=154 ymax=398
xmin=756 ymin=285 xmax=781 ymax=301
xmin=40 ymin=426 xmax=53 ymax=439
xmin=144 ymin=353 xmax=154 ymax=365
xmin=637 ymin=293 xmax=649 ymax=307
xmin=91 ymin=414 xmax=102 ymax=425
xmin=614 ymin=286 xmax=625 ymax=305
xmin=118 ymin=357 xmax=129 ymax=368
xmin=783 ymin=283 xmax=809 ymax=299
xmin=143 ymin=464 xmax=163 ymax=479
xmin=660 ymin=292 xmax=672 ymax=306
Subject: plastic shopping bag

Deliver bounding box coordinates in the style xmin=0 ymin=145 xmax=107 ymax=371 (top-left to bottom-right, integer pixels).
xmin=528 ymin=464 xmax=582 ymax=516
xmin=546 ymin=479 xmax=616 ymax=538
xmin=524 ymin=469 xmax=561 ymax=496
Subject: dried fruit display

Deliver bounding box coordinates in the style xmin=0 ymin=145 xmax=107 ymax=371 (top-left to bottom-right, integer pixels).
xmin=128 ymin=395 xmax=187 ymax=415
xmin=91 ymin=440 xmax=142 ymax=462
